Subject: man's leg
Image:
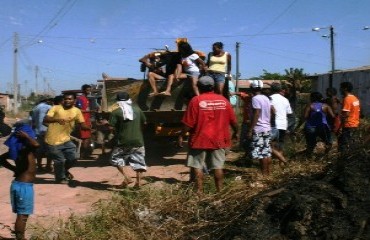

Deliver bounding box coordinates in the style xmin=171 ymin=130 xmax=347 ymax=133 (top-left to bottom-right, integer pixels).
xmin=193 ymin=168 xmax=204 ymax=194
xmin=213 ymin=169 xmax=224 ymax=192
xmin=14 ymin=214 xmax=28 ymax=240
xmin=116 ymin=166 xmax=132 ymax=187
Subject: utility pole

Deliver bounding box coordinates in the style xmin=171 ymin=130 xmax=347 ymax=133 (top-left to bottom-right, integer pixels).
xmin=235 ymin=42 xmax=241 ymax=115
xmin=13 ymin=32 xmax=19 ymax=115
xmin=329 ymin=25 xmax=335 ymax=89
xmin=35 ymin=65 xmax=39 ymax=95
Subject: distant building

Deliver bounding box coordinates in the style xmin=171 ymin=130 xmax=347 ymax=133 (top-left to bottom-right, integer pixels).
xmin=311 ymin=65 xmax=370 ymax=116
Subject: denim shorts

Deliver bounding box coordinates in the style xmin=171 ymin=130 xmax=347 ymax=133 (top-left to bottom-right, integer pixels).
xmin=11 ymin=181 xmax=34 ymax=215
xmin=207 ymin=72 xmax=225 ymax=83
xmin=186 ymin=71 xmax=200 ymax=78
xmin=187 ymin=148 xmax=225 ymax=170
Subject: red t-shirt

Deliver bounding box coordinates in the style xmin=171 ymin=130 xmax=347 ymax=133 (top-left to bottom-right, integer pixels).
xmin=182 ymin=92 xmax=237 ymax=149
xmin=76 ymin=95 xmax=91 ymax=138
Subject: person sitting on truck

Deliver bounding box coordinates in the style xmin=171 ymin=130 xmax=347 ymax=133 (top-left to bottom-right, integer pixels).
xmin=177 ymin=41 xmax=207 ymax=96
xmin=139 ymin=53 xmax=166 ymax=97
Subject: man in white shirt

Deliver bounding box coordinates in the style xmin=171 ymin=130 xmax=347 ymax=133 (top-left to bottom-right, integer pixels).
xmin=270 ymin=83 xmax=293 ymax=151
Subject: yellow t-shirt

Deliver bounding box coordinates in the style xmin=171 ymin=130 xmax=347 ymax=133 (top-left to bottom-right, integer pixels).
xmin=208 ymin=52 xmax=228 ymax=73
xmin=45 ymin=105 xmax=85 ymax=145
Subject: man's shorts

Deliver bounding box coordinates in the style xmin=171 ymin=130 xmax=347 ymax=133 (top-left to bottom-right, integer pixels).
xmin=270 ymin=128 xmax=279 ymax=142
xmin=187 ymin=148 xmax=225 ymax=170
xmin=110 ymin=146 xmax=147 ymax=171
xmin=10 ymin=181 xmax=34 ymax=215
xmin=250 ymin=131 xmax=272 ymax=159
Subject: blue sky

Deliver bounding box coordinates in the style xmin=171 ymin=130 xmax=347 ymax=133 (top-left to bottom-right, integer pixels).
xmin=1 ymin=0 xmax=370 ymax=95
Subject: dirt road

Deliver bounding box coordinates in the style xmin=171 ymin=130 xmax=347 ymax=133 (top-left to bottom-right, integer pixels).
xmin=0 ymin=136 xmax=191 ymax=239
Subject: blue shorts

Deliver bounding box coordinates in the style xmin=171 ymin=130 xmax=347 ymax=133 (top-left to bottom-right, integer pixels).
xmin=186 ymin=71 xmax=200 ymax=78
xmin=207 ymin=72 xmax=225 ymax=83
xmin=10 ymin=181 xmax=34 ymax=215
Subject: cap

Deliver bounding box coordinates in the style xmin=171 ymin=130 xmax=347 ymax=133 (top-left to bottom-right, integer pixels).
xmin=271 ymin=82 xmax=282 ymax=92
xmin=250 ymin=80 xmax=263 ymax=89
xmin=116 ymin=92 xmax=130 ymax=101
xmin=198 ymin=76 xmax=215 ymax=86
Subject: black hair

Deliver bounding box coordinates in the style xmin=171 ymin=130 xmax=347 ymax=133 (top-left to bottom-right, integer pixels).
xmin=340 ymin=82 xmax=353 ymax=92
xmin=310 ymin=92 xmax=323 ymax=102
xmin=326 ymin=87 xmax=337 ymax=96
xmin=53 ymin=95 xmax=64 ymax=105
xmin=212 ymin=42 xmax=224 ymax=49
xmin=178 ymin=42 xmax=195 ymax=58
xmin=63 ymin=92 xmax=76 ymax=99
xmin=81 ymin=84 xmax=91 ymax=91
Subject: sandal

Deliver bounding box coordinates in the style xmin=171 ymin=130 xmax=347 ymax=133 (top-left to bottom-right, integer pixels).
xmin=148 ymin=92 xmax=158 ymax=97
xmin=159 ymin=91 xmax=171 ymax=96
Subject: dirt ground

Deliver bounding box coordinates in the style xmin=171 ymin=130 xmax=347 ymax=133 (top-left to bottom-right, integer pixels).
xmin=0 ymin=130 xmax=197 ymax=239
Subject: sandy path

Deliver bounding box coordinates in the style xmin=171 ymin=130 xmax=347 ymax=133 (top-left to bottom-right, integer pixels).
xmin=0 ymin=136 xmax=190 ymax=239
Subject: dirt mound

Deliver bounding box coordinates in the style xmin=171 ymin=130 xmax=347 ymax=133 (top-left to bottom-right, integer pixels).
xmin=232 ymin=151 xmax=370 ymax=239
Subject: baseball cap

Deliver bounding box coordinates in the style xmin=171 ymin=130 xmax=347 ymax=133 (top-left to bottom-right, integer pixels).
xmin=198 ymin=76 xmax=215 ymax=86
xmin=116 ymin=92 xmax=130 ymax=101
xmin=250 ymin=80 xmax=263 ymax=89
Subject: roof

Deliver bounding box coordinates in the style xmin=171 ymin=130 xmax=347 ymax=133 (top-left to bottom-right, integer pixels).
xmin=312 ymin=65 xmax=370 ymax=76
xmin=234 ymin=79 xmax=289 ymax=89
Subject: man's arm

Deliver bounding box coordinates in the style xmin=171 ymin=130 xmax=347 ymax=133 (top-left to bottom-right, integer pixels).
xmin=226 ymin=53 xmax=232 ymax=76
xmin=0 ymin=152 xmax=16 ymax=172
xmin=178 ymin=124 xmax=191 ymax=148
xmin=248 ymin=108 xmax=260 ymax=138
xmin=43 ymin=115 xmax=67 ymax=125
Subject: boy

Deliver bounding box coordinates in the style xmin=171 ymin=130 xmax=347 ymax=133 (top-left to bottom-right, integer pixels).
xmin=0 ymin=122 xmax=40 ymax=240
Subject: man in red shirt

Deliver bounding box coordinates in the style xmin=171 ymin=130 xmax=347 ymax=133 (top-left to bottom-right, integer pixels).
xmin=76 ymin=84 xmax=93 ymax=158
xmin=179 ymin=76 xmax=238 ymax=194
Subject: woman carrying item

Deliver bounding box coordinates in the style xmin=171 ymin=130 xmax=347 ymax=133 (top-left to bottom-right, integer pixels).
xmin=206 ymin=42 xmax=232 ymax=94
xmin=177 ymin=41 xmax=207 ymax=96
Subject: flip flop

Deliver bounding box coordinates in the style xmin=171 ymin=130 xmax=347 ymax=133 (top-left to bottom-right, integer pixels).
xmin=159 ymin=91 xmax=171 ymax=96
xmin=148 ymin=92 xmax=158 ymax=97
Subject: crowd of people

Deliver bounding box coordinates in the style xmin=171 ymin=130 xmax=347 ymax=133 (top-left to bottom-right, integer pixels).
xmin=0 ymin=39 xmax=363 ymax=239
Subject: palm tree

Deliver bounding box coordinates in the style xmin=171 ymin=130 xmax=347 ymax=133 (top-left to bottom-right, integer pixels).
xmin=284 ymin=68 xmax=308 ymax=111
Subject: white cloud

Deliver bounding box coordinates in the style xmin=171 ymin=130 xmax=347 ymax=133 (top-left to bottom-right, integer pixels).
xmin=9 ymin=16 xmax=22 ymax=26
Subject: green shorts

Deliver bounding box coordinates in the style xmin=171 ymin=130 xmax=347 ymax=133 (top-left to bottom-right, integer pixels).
xmin=187 ymin=148 xmax=225 ymax=170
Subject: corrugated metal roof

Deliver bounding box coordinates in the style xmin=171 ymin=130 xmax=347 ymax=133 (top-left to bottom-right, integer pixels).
xmin=313 ymin=65 xmax=370 ymax=76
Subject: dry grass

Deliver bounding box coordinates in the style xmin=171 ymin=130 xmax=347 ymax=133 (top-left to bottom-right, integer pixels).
xmin=30 ymin=120 xmax=370 ymax=240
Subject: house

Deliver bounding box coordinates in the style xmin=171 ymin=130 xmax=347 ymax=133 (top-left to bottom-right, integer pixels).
xmin=311 ymin=65 xmax=370 ymax=116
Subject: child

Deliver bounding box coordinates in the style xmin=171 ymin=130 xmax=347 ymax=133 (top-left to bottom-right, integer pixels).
xmin=0 ymin=122 xmax=40 ymax=240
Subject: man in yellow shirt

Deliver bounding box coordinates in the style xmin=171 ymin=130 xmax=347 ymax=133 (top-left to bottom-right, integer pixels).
xmin=44 ymin=93 xmax=91 ymax=184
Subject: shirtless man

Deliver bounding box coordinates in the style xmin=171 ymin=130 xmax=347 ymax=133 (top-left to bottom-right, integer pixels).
xmin=0 ymin=123 xmax=40 ymax=240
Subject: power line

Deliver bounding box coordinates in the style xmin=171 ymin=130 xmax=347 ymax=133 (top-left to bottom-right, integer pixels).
xmin=22 ymin=0 xmax=77 ymax=47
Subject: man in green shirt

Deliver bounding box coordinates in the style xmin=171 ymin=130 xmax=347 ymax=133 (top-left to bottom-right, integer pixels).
xmin=109 ymin=92 xmax=147 ymax=188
